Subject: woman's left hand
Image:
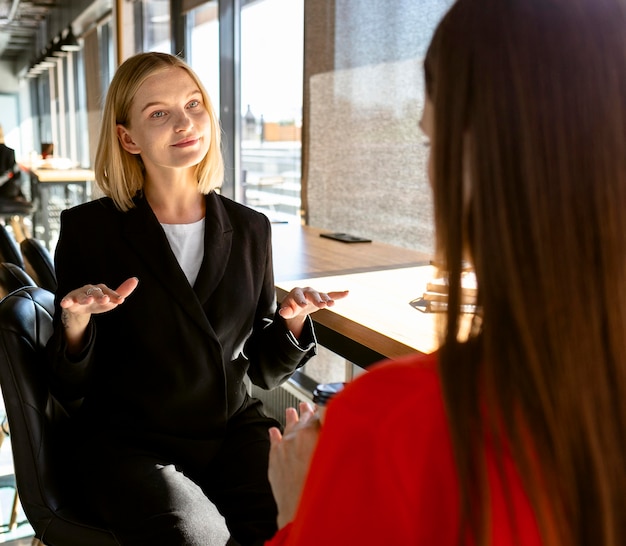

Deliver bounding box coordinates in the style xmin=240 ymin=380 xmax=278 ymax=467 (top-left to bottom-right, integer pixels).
xmin=279 ymin=287 xmax=348 ymax=337
xmin=268 ymin=402 xmax=321 ymax=529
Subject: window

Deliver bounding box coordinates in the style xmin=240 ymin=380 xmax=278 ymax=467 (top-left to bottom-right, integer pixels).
xmin=187 ymin=2 xmax=220 ymax=108
xmin=240 ymin=0 xmax=304 ymax=221
xmin=140 ymin=0 xmax=172 ymax=53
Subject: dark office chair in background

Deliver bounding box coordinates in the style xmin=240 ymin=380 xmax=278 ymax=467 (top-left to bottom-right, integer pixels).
xmin=0 ymin=222 xmax=57 ymax=294
xmin=0 ymin=222 xmax=25 ymax=268
xmin=0 ymin=262 xmax=36 ymax=299
xmin=20 ymin=237 xmax=57 ymax=293
xmin=0 ymin=168 xmax=33 ymax=243
xmin=0 ymin=287 xmax=119 ymax=545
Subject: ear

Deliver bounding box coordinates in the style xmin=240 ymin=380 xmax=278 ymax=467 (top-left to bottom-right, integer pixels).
xmin=116 ymin=124 xmax=141 ymax=154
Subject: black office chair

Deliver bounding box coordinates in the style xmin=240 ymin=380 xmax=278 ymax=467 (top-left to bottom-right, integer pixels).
xmin=0 ymin=222 xmax=25 ymax=268
xmin=0 ymin=174 xmax=34 ymax=243
xmin=0 ymin=287 xmax=119 ymax=545
xmin=0 ymin=262 xmax=36 ymax=299
xmin=20 ymin=237 xmax=57 ymax=293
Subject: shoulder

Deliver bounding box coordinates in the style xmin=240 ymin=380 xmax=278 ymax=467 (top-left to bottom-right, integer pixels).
xmin=326 ymin=352 xmax=446 ymax=432
xmin=56 ymin=198 xmax=123 ymax=251
xmin=320 ymin=352 xmax=457 ymax=519
xmin=211 ymin=192 xmax=271 ymax=232
xmin=340 ymin=352 xmax=440 ymax=406
xmin=60 ymin=196 xmax=119 ymax=224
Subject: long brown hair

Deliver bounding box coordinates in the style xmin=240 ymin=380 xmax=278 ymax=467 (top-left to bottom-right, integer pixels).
xmin=94 ymin=52 xmax=224 ymax=211
xmin=426 ymin=0 xmax=626 ymax=544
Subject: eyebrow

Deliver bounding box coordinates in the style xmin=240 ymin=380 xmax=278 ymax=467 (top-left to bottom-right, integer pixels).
xmin=140 ymin=90 xmax=202 ymax=113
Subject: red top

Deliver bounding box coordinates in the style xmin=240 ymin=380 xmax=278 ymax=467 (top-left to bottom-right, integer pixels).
xmin=266 ymin=352 xmax=543 ymax=545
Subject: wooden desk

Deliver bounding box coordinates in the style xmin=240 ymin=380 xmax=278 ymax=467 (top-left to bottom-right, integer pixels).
xmin=271 ymin=223 xmax=437 ymax=367
xmin=277 ymin=266 xmax=443 ymax=366
xmin=29 ymin=168 xmax=95 ymax=250
xmin=272 ymin=223 xmax=430 ymax=281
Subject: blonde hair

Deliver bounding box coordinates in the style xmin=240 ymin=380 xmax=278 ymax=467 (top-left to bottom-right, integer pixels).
xmin=0 ymin=125 xmax=4 ymax=144
xmin=94 ymin=52 xmax=224 ymax=211
xmin=426 ymin=0 xmax=626 ymax=544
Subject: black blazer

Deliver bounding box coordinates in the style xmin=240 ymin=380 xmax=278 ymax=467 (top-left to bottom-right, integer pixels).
xmin=47 ymin=192 xmax=315 ymax=453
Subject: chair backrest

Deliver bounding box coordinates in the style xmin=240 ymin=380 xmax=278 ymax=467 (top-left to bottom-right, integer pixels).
xmin=0 ymin=223 xmax=24 ymax=268
xmin=0 ymin=262 xmax=36 ymax=299
xmin=20 ymin=237 xmax=58 ymax=293
xmin=0 ymin=287 xmax=118 ymax=545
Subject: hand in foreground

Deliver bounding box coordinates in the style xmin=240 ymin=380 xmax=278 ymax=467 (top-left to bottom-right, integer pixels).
xmin=279 ymin=287 xmax=349 ymax=337
xmin=268 ymin=402 xmax=321 ymax=529
xmin=60 ymin=277 xmax=139 ymax=353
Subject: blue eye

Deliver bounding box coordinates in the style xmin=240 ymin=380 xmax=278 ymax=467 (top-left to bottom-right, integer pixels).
xmin=151 ymin=111 xmax=166 ymax=119
xmin=187 ymin=100 xmax=200 ymax=109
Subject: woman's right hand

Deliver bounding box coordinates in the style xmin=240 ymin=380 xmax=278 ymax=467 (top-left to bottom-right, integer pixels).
xmin=60 ymin=277 xmax=139 ymax=353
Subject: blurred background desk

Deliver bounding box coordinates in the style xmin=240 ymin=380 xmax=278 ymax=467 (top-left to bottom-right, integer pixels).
xmin=28 ymin=167 xmax=94 ymax=251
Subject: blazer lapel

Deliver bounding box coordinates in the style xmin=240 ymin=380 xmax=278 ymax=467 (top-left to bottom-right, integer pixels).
xmin=122 ymin=197 xmax=215 ymax=335
xmin=193 ymin=192 xmax=233 ymax=303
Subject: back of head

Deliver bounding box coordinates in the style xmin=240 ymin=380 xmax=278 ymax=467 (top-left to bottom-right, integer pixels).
xmin=426 ymin=0 xmax=626 ymax=544
xmin=95 ymin=52 xmax=224 ymax=211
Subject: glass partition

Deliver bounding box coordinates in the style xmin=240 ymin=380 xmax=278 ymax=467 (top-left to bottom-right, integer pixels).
xmin=303 ymin=0 xmax=452 ymax=254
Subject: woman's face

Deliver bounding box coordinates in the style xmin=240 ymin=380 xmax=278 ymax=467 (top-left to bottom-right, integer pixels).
xmin=420 ymin=97 xmax=435 ymax=185
xmin=116 ymin=66 xmax=212 ymax=175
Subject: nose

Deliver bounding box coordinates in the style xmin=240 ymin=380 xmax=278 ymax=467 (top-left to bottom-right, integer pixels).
xmin=173 ymin=109 xmax=192 ymax=131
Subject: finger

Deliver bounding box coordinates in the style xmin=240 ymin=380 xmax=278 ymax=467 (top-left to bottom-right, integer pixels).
xmin=327 ymin=290 xmax=349 ymax=301
xmin=299 ymin=401 xmax=315 ymax=416
xmin=84 ymin=286 xmax=106 ymax=298
xmin=60 ymin=293 xmax=77 ymax=308
xmin=278 ymin=290 xmax=306 ymax=317
xmin=116 ymin=277 xmax=139 ymax=298
xmin=278 ymin=305 xmax=297 ymax=319
xmin=301 ymin=287 xmax=328 ymax=306
xmin=308 ymin=289 xmax=349 ymax=306
xmin=279 ymin=294 xmax=329 ymax=318
xmin=61 ymin=287 xmax=105 ymax=307
xmin=288 ymin=288 xmax=308 ymax=307
xmin=268 ymin=427 xmax=283 ymax=445
xmin=296 ymin=402 xmax=317 ymax=427
xmin=284 ymin=407 xmax=299 ymax=429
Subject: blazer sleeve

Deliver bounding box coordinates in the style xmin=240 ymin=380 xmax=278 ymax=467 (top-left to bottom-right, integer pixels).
xmin=46 ymin=320 xmax=96 ymax=407
xmin=45 ymin=208 xmax=98 ymax=408
xmin=243 ymin=215 xmax=317 ymax=390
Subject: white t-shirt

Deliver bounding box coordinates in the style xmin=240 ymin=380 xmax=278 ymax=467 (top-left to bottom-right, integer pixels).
xmin=161 ymin=218 xmax=205 ymax=286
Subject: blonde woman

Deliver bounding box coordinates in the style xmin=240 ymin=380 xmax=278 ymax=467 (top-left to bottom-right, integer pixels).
xmin=47 ymin=52 xmax=346 ymax=546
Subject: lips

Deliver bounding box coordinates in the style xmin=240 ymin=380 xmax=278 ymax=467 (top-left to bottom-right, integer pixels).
xmin=173 ymin=137 xmax=199 ymax=148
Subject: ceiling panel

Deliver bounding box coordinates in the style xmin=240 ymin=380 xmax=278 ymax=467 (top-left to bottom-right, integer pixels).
xmin=0 ymin=0 xmax=60 ymax=64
